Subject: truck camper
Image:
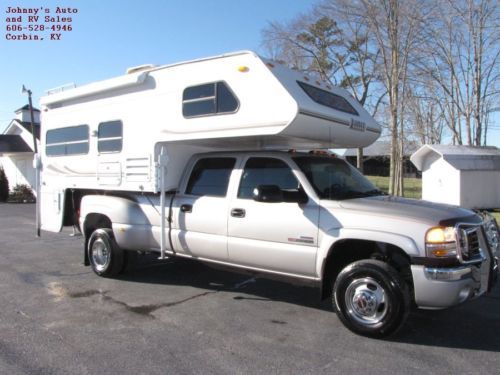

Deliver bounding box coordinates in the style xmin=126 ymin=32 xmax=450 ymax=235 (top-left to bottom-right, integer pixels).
xmin=38 ymin=51 xmax=498 ymax=337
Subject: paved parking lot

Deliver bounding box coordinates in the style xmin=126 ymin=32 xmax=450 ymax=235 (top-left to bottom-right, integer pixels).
xmin=0 ymin=203 xmax=499 ymax=374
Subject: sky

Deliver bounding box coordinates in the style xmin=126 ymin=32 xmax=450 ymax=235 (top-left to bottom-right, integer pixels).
xmin=0 ymin=0 xmax=499 ymax=147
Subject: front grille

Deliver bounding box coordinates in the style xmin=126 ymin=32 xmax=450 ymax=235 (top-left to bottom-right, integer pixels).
xmin=458 ymin=226 xmax=482 ymax=262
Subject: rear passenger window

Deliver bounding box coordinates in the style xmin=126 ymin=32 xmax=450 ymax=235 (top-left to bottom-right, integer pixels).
xmin=186 ymin=158 xmax=236 ymax=197
xmin=98 ymin=120 xmax=122 ymax=153
xmin=238 ymin=157 xmax=299 ymax=199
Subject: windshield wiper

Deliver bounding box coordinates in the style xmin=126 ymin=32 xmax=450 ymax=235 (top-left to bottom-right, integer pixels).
xmin=363 ymin=189 xmax=385 ymax=196
xmin=333 ymin=189 xmax=384 ymax=200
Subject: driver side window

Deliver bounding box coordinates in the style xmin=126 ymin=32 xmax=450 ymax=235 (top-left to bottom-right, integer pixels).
xmin=238 ymin=157 xmax=299 ymax=199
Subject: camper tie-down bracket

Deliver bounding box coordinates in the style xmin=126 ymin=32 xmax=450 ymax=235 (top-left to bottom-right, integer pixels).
xmin=158 ymin=147 xmax=169 ymax=260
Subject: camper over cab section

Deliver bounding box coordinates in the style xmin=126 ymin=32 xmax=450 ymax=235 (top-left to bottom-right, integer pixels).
xmin=40 ymin=51 xmax=379 ymax=152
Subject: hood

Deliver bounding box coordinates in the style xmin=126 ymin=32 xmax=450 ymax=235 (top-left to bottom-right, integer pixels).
xmin=335 ymin=196 xmax=478 ymax=226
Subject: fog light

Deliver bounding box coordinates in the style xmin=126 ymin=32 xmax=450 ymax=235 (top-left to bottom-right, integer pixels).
xmin=458 ymin=287 xmax=472 ymax=302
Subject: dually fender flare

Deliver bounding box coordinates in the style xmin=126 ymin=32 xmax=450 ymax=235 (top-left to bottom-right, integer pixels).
xmin=80 ymin=195 xmax=150 ymax=233
xmin=315 ymin=228 xmax=421 ymax=277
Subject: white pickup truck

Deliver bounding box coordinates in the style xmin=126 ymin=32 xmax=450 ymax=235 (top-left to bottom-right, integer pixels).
xmin=79 ymin=150 xmax=499 ymax=337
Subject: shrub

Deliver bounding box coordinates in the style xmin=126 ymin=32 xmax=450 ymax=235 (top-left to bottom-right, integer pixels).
xmin=9 ymin=184 xmax=36 ymax=203
xmin=0 ymin=166 xmax=9 ymax=202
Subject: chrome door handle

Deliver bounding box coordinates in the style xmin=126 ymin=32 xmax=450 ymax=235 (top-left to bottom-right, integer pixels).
xmin=231 ymin=208 xmax=246 ymax=218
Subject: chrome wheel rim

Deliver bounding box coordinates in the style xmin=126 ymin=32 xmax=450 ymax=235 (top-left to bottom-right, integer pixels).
xmin=91 ymin=238 xmax=110 ymax=272
xmin=344 ymin=277 xmax=388 ymax=326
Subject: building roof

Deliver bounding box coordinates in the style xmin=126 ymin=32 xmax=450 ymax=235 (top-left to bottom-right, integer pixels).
xmin=0 ymin=135 xmax=32 ymax=153
xmin=17 ymin=121 xmax=40 ymax=140
xmin=342 ymin=141 xmax=419 ymax=157
xmin=3 ymin=119 xmax=40 ymax=140
xmin=411 ymin=144 xmax=500 ymax=171
xmin=15 ymin=104 xmax=40 ymax=113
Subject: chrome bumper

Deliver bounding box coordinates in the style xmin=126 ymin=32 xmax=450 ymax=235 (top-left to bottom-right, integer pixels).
xmin=411 ymin=250 xmax=494 ymax=309
xmin=423 ymin=265 xmax=475 ymax=281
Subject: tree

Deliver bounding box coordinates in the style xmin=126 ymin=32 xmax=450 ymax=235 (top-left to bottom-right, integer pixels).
xmin=323 ymin=0 xmax=426 ymax=195
xmin=0 ymin=166 xmax=9 ymax=202
xmin=417 ymin=0 xmax=499 ymax=146
xmin=404 ymin=80 xmax=445 ymax=145
xmin=262 ymin=6 xmax=383 ymax=174
xmin=262 ymin=0 xmax=499 ymax=194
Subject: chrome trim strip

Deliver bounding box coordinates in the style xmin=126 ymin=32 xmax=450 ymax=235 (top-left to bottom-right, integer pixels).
xmin=424 ymin=266 xmax=472 ymax=281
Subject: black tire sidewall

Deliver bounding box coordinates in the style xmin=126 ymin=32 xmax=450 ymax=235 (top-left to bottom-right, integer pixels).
xmin=333 ymin=260 xmax=409 ymax=338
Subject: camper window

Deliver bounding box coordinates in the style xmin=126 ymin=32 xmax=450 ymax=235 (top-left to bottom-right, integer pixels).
xmin=182 ymin=81 xmax=238 ymax=118
xmin=185 ymin=157 xmax=236 ymax=197
xmin=98 ymin=120 xmax=123 ymax=153
xmin=297 ymin=81 xmax=359 ymax=116
xmin=46 ymin=125 xmax=89 ymax=156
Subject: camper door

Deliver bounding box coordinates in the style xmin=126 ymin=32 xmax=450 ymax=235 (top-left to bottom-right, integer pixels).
xmin=40 ymin=185 xmax=65 ymax=232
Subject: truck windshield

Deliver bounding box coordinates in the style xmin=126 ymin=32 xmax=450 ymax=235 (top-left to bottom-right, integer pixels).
xmin=293 ymin=156 xmax=383 ymax=200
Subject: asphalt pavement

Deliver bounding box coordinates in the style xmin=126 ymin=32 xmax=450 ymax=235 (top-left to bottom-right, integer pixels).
xmin=0 ymin=203 xmax=499 ymax=374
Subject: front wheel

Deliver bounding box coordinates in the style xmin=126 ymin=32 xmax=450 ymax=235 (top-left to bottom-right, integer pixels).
xmin=87 ymin=228 xmax=124 ymax=277
xmin=333 ymin=260 xmax=410 ymax=338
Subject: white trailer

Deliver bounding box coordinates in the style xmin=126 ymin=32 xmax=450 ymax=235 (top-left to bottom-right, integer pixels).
xmin=38 ymin=50 xmax=380 ymax=233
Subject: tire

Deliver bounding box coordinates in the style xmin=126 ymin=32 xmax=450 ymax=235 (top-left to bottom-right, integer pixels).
xmin=87 ymin=228 xmax=124 ymax=277
xmin=333 ymin=259 xmax=410 ymax=338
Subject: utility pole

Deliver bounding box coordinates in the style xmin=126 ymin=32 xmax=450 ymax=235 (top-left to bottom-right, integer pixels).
xmin=22 ymin=85 xmax=40 ymax=237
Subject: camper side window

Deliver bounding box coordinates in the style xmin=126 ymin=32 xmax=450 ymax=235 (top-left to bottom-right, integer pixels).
xmin=46 ymin=125 xmax=89 ymax=156
xmin=185 ymin=157 xmax=236 ymax=197
xmin=98 ymin=120 xmax=122 ymax=153
xmin=182 ymin=81 xmax=239 ymax=118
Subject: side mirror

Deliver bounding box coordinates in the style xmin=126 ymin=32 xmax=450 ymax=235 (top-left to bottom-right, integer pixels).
xmin=283 ymin=188 xmax=309 ymax=204
xmin=252 ymin=185 xmax=284 ymax=203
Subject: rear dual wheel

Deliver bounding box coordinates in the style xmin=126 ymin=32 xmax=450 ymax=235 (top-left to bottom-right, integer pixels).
xmin=87 ymin=228 xmax=124 ymax=277
xmin=333 ymin=260 xmax=410 ymax=338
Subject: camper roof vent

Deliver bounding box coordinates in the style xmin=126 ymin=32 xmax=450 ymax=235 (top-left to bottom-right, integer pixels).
xmin=126 ymin=64 xmax=157 ymax=74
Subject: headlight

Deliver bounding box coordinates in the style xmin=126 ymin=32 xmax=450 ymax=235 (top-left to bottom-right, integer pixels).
xmin=425 ymin=227 xmax=457 ymax=258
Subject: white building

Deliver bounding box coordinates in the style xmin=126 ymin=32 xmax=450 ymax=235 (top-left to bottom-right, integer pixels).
xmin=0 ymin=105 xmax=40 ymax=194
xmin=410 ymin=144 xmax=500 ymax=209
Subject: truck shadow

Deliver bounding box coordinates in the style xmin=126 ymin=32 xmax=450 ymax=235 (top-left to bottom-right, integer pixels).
xmin=118 ymin=255 xmax=500 ymax=352
xmin=118 ymin=255 xmax=322 ymax=307
xmin=393 ymin=291 xmax=500 ymax=351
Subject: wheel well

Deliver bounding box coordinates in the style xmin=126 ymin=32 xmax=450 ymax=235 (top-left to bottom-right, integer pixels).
xmin=83 ymin=213 xmax=112 ymax=266
xmin=62 ymin=189 xmax=83 ymax=227
xmin=321 ymin=239 xmax=413 ymax=300
xmin=84 ymin=213 xmax=112 ymax=239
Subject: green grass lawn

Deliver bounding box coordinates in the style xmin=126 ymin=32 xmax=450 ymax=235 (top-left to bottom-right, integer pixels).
xmin=366 ymin=175 xmax=422 ymax=199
